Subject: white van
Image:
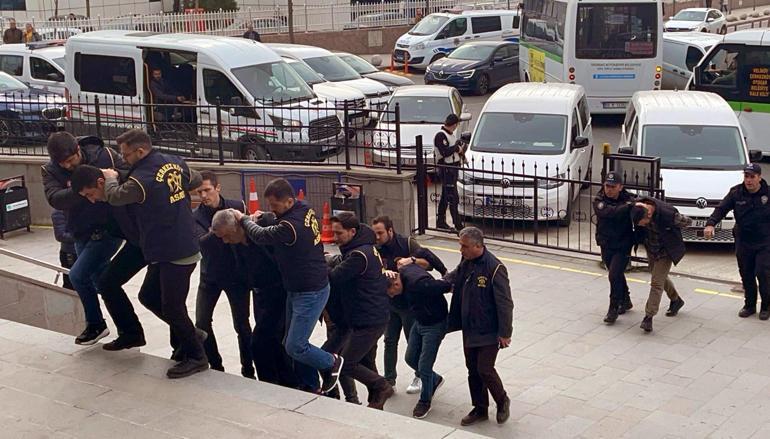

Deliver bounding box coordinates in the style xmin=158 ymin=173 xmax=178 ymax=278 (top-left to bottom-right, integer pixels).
xmin=458 ymin=83 xmax=594 ymax=226
xmin=662 ymin=32 xmax=722 ymax=90
xmin=393 ymin=9 xmax=521 ymax=70
xmin=65 ymin=31 xmax=343 ymax=161
xmin=0 ymin=42 xmax=66 ymax=95
xmin=617 ymin=91 xmax=761 ymax=242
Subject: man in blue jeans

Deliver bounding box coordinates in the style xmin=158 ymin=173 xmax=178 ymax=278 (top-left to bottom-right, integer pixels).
xmin=232 ymin=178 xmax=343 ymax=393
xmin=386 ymin=262 xmax=452 ymax=419
xmin=42 ymin=132 xmax=123 ymax=345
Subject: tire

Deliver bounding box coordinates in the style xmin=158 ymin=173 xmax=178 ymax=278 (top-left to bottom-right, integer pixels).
xmin=242 ymin=143 xmax=268 ymax=161
xmin=475 ymin=74 xmax=490 ymax=96
xmin=719 ymin=26 xmax=727 ymax=34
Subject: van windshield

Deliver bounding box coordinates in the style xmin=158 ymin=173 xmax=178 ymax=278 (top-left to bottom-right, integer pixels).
xmin=232 ymin=61 xmax=315 ymax=103
xmin=471 ymin=112 xmax=567 ymax=154
xmin=303 ymin=56 xmax=361 ymax=82
xmin=408 ymin=15 xmax=448 ymax=36
xmin=642 ymin=125 xmax=746 ymax=169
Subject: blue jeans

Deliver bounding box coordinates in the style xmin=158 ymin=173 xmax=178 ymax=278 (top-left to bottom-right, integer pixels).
xmin=70 ymin=234 xmax=122 ymax=326
xmin=405 ymin=319 xmax=447 ymax=403
xmin=284 ymin=283 xmax=334 ymax=391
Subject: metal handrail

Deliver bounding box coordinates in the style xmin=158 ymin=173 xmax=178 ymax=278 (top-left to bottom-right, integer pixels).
xmin=0 ymin=248 xmax=69 ymax=286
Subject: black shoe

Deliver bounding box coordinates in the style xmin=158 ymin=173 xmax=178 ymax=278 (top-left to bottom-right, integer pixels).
xmin=75 ymin=323 xmax=110 ymax=345
xmin=102 ymin=333 xmax=146 ymax=351
xmin=166 ymin=356 xmax=208 ymax=379
xmin=640 ymin=316 xmax=653 ymax=333
xmin=739 ymin=307 xmax=756 ymax=318
xmin=323 ymin=384 xmax=341 ymax=400
xmin=461 ymin=408 xmax=489 ymax=426
xmin=604 ymin=306 xmax=619 ymax=324
xmin=454 ymin=224 xmax=465 ymax=233
xmin=760 ymin=310 xmax=770 ymax=321
xmin=367 ymin=383 xmax=395 ymax=410
xmin=666 ymin=298 xmax=685 ymax=317
xmin=618 ymin=298 xmax=633 ymax=315
xmin=436 ymin=221 xmax=452 ymax=231
xmin=497 ymin=397 xmax=511 ymax=424
xmin=346 ymin=396 xmax=362 ymax=405
xmin=211 ymin=365 xmax=225 ymax=372
xmin=432 ymin=375 xmax=444 ymax=397
xmin=170 ymin=329 xmax=208 ymax=362
xmin=321 ymin=354 xmax=344 ymax=393
xmin=413 ymin=401 xmax=432 ymax=419
xmin=242 ymin=368 xmax=256 ymax=379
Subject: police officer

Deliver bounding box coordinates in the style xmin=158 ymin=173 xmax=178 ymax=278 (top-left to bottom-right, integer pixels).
xmin=593 ymin=171 xmax=635 ymax=324
xmin=434 ymin=114 xmax=466 ymax=232
xmin=101 ymin=128 xmax=207 ymax=379
xmin=705 ymin=163 xmax=770 ymax=320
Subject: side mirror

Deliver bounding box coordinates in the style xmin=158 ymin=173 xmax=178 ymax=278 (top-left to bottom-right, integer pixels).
xmin=749 ymin=149 xmax=763 ymax=162
xmin=571 ymin=136 xmax=589 ymax=150
xmin=617 ymin=146 xmax=634 ymax=155
xmin=459 ymin=112 xmax=471 ymax=121
xmin=460 ymin=131 xmax=471 ymax=143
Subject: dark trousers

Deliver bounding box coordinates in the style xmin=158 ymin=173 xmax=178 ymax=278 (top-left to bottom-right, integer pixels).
xmin=59 ymin=250 xmax=76 ymax=290
xmin=97 ymin=243 xmax=145 ymax=337
xmin=340 ymin=323 xmax=389 ymax=397
xmin=383 ymin=307 xmax=416 ymax=384
xmin=195 ymin=280 xmax=253 ymax=376
xmin=437 ymin=166 xmax=462 ymax=227
xmin=138 ymin=262 xmax=204 ymax=361
xmin=464 ymin=344 xmax=507 ymax=410
xmin=736 ymin=245 xmax=770 ymax=311
xmin=322 ymin=318 xmax=359 ymax=401
xmin=601 ymin=246 xmax=631 ymax=308
xmin=252 ymin=287 xmax=298 ymax=388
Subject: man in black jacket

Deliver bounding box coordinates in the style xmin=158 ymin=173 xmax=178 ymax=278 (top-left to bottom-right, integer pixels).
xmin=705 ymin=164 xmax=770 ymax=320
xmin=51 ymin=209 xmax=76 ymax=290
xmin=630 ymin=198 xmax=691 ymax=332
xmin=326 ymin=212 xmax=394 ymax=410
xmin=386 ymin=263 xmax=452 ymax=419
xmin=372 ymin=215 xmax=447 ymax=394
xmin=445 ymin=226 xmax=513 ymax=426
xmin=593 ymin=171 xmax=635 ymax=324
xmin=434 ymin=114 xmax=466 ymax=232
xmin=193 ymin=171 xmax=254 ymax=378
xmin=42 ymin=132 xmax=124 ymax=345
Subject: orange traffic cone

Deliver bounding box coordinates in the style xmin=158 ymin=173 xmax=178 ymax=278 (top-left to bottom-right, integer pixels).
xmin=298 ymin=189 xmax=305 ymax=201
xmin=248 ymin=177 xmax=260 ymax=213
xmin=321 ymin=201 xmax=334 ymax=244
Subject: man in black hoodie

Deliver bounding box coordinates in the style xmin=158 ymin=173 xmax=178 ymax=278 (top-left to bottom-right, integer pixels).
xmin=327 ymin=212 xmax=394 ymax=410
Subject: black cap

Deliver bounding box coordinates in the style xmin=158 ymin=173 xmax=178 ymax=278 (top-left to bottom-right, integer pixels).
xmin=604 ymin=171 xmax=621 ymax=184
xmin=744 ymin=163 xmax=762 ymax=175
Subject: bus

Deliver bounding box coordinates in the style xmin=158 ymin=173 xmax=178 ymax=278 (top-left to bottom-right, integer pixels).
xmin=689 ymin=29 xmax=770 ymax=156
xmin=519 ymin=0 xmax=663 ymax=114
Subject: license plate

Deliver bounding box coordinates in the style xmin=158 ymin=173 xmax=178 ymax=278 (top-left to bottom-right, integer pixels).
xmin=602 ymin=102 xmax=627 ymax=109
xmin=691 ymin=220 xmax=720 ymax=229
xmin=484 ymin=197 xmax=525 ymax=207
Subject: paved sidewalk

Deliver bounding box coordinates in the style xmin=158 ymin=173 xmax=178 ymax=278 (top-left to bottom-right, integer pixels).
xmin=3 ymin=228 xmax=770 ymax=437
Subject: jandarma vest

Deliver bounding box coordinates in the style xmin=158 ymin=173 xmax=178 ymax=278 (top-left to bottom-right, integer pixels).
xmin=127 ymin=150 xmax=199 ymax=263
xmin=271 ymin=200 xmax=329 ymax=292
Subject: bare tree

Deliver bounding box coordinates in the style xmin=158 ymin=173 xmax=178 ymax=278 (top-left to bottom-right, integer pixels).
xmin=288 ymin=0 xmax=295 ymax=43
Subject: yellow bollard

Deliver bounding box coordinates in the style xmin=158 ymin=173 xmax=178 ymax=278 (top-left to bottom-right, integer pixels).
xmin=602 ymin=142 xmax=611 ymax=156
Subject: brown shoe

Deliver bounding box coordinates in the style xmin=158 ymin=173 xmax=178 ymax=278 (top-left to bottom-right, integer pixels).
xmin=461 ymin=408 xmax=489 ymax=426
xmin=367 ymin=383 xmax=395 ymax=410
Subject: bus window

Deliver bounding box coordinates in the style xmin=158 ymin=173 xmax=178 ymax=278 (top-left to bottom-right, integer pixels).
xmin=742 ymin=47 xmax=770 ymax=103
xmin=575 ymin=3 xmax=658 ymax=59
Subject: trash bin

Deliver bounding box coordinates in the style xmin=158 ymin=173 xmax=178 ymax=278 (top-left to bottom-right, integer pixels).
xmin=331 ymin=183 xmax=365 ymax=222
xmin=0 ymin=175 xmax=31 ymax=239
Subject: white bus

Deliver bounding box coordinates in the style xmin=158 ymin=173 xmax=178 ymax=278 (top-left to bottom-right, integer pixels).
xmin=519 ymin=0 xmax=663 ymax=114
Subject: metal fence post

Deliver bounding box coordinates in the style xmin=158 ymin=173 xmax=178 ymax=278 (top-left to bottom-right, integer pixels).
xmin=215 ymin=99 xmax=224 ymax=165
xmin=532 ymin=175 xmax=539 ymax=244
xmin=94 ymin=96 xmax=102 ymax=139
xmin=415 ymin=135 xmax=427 ymax=234
xmin=343 ymin=105 xmax=351 ymax=170
xmin=394 ymin=102 xmax=402 ymax=175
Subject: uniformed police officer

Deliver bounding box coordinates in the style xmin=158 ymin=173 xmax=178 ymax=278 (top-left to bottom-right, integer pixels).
xmin=434 ymin=114 xmax=466 ymax=232
xmin=593 ymin=171 xmax=635 ymax=324
xmin=705 ymin=163 xmax=770 ymax=320
xmin=101 ymin=129 xmax=207 ymax=379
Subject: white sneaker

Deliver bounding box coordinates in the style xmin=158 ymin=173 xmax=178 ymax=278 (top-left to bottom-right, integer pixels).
xmin=406 ymin=376 xmax=422 ymax=394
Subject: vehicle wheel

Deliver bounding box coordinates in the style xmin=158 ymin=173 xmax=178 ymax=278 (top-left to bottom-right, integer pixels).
xmin=701 ymin=28 xmax=709 ymax=32
xmin=475 ymin=74 xmax=490 ymax=96
xmin=429 ymin=54 xmax=446 ymax=64
xmin=242 ymin=143 xmax=268 ymax=161
xmin=719 ymin=26 xmax=727 ymax=34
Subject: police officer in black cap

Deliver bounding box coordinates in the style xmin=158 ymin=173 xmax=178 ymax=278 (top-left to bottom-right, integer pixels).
xmin=593 ymin=171 xmax=635 ymax=324
xmin=705 ymin=163 xmax=770 ymax=320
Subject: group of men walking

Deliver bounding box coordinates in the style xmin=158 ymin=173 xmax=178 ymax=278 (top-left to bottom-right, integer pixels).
xmin=42 ymin=128 xmax=515 ymax=425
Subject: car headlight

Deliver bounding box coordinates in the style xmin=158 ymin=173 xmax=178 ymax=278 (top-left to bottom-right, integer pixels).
xmin=426 ymin=65 xmax=432 ymax=73
xmin=269 ymin=114 xmax=302 ymax=132
xmin=457 ymin=69 xmax=475 ymax=78
xmin=538 ymin=173 xmax=566 ymax=190
xmin=413 ymin=42 xmax=425 ymax=50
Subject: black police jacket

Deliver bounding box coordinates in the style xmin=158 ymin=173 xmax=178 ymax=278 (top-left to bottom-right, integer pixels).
xmin=446 ymin=247 xmax=514 ymax=348
xmin=193 ymin=196 xmax=247 ymax=284
xmin=377 ymin=233 xmax=447 ymax=310
xmin=399 ymin=263 xmax=451 ymax=326
xmin=42 ymin=137 xmax=123 ymax=241
xmin=234 ymin=241 xmax=283 ymax=293
xmin=328 ymin=225 xmax=390 ymax=329
xmin=707 ymin=179 xmax=770 ymax=249
xmin=593 ymin=188 xmax=635 ymax=249
xmin=634 ymin=197 xmax=687 ymax=265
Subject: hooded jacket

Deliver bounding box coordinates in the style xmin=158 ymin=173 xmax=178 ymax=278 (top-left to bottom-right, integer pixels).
xmin=399 ymin=263 xmax=451 ymax=326
xmin=377 ymin=232 xmax=447 ymax=310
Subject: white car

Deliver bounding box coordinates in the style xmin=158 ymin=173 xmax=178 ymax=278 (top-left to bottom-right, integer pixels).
xmin=664 ymin=8 xmax=727 ymax=34
xmin=372 ymin=85 xmax=471 ymax=167
xmin=0 ymin=41 xmax=65 ymax=95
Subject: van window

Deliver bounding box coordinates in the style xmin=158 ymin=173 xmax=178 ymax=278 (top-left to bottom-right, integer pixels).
xmin=629 ymin=119 xmax=639 ymax=149
xmin=513 ymin=15 xmax=520 ymax=29
xmin=698 ymin=46 xmax=739 ymax=89
xmin=623 ymin=102 xmax=636 ymax=134
xmin=685 ymin=46 xmax=703 ymax=72
xmin=0 ymin=55 xmax=23 ymax=76
xmin=578 ymin=97 xmax=590 ymax=127
xmin=203 ymin=69 xmax=245 ymax=106
xmin=471 ymin=16 xmax=501 ymax=33
xmin=571 ymin=109 xmax=580 ymax=140
xmin=74 ymin=53 xmax=136 ymax=96
xmin=439 ymin=18 xmax=467 ymax=39
xmin=31 ymin=57 xmax=63 ymax=82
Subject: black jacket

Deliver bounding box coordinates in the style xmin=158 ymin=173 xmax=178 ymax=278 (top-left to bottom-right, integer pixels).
xmin=377 ymin=233 xmax=447 ymax=310
xmin=328 ymin=225 xmax=390 ymax=329
xmin=193 ymin=196 xmax=247 ymax=284
xmin=234 ymin=241 xmax=284 ymax=293
xmin=634 ymin=197 xmax=688 ymax=265
xmin=594 ymin=188 xmax=635 ymax=249
xmin=149 ymin=78 xmax=180 ymax=104
xmin=445 ymin=247 xmax=514 ymax=348
xmin=51 ymin=209 xmax=75 ymax=254
xmin=399 ymin=263 xmax=451 ymax=326
xmin=707 ymin=179 xmax=770 ymax=249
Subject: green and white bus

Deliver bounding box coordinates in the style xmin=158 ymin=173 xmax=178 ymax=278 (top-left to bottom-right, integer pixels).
xmin=690 ymin=29 xmax=770 ymax=156
xmin=519 ymin=0 xmax=663 ymax=114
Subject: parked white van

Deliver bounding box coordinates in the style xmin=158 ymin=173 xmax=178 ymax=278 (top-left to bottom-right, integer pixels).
xmin=458 ymin=83 xmax=594 ymax=226
xmin=662 ymin=32 xmax=722 ymax=90
xmin=393 ymin=9 xmax=521 ymax=70
xmin=0 ymin=41 xmax=66 ymax=95
xmin=65 ymin=31 xmax=343 ymax=161
xmin=617 ymin=90 xmax=762 ymax=242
